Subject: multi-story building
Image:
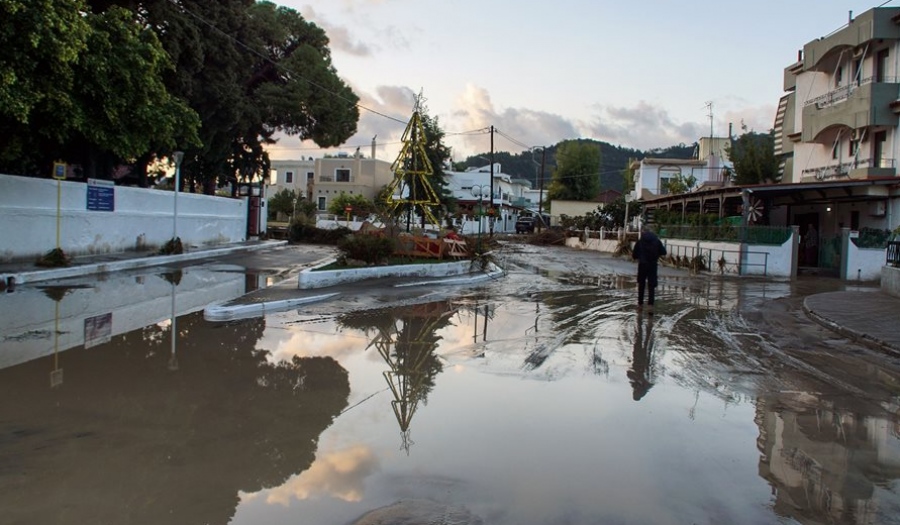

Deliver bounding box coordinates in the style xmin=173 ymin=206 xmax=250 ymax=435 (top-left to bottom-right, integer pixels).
xmin=269 ymin=154 xmax=394 ymax=212
xmin=776 ymin=7 xmax=900 ymax=183
xmin=269 ymin=158 xmax=315 ymax=197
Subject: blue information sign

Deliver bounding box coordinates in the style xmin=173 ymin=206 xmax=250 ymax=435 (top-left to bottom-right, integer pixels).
xmin=86 ymin=179 xmax=115 ymax=211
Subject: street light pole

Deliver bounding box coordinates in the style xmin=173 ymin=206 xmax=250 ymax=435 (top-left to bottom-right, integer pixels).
xmin=172 ymin=151 xmax=184 ymax=242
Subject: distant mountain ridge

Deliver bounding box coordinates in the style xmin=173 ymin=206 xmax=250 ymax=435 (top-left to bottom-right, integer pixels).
xmin=459 ymin=139 xmax=696 ymax=193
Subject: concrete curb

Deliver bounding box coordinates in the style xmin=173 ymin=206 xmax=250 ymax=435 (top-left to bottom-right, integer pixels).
xmin=394 ymin=263 xmax=505 ymax=288
xmin=298 ymin=258 xmax=485 ymax=289
xmin=203 ymin=292 xmax=340 ymax=322
xmin=202 ymin=262 xmax=504 ymax=322
xmin=5 ymin=240 xmax=287 ymax=286
xmin=803 ymin=298 xmax=900 ymax=356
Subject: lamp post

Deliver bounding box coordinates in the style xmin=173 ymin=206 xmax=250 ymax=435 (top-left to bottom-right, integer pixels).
xmin=172 ymin=151 xmax=184 ymax=242
xmin=531 ymin=146 xmax=546 ymax=232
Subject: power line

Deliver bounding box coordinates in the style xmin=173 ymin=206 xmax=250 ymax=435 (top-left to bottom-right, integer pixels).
xmin=170 ymin=0 xmax=409 ymax=125
xmin=168 ymin=1 xmax=496 ymax=138
xmin=266 ymin=140 xmax=405 ymax=151
xmin=494 ymin=129 xmax=533 ymax=150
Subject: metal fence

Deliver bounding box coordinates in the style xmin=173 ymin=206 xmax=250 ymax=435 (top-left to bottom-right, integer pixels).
xmin=888 ymin=241 xmax=900 ymax=267
xmin=664 ymin=244 xmax=770 ymax=276
xmin=658 ymin=225 xmax=792 ymax=245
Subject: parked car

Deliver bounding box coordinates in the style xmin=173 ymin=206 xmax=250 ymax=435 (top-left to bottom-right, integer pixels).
xmin=515 ymin=217 xmax=536 ymax=234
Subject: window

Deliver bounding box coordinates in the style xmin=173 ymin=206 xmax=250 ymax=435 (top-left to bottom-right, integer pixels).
xmin=874 ymin=130 xmax=888 ymax=167
xmin=285 ymin=171 xmax=294 ymax=184
xmin=307 ymin=171 xmax=314 ymax=181
xmin=853 ymin=58 xmax=862 ymax=85
xmin=317 ymin=197 xmax=327 ymax=211
xmin=877 ymin=48 xmax=890 ymax=83
xmin=849 ymin=139 xmax=857 ymax=157
xmin=832 ymin=141 xmax=839 ymax=160
xmin=835 ymin=65 xmax=843 ymax=87
xmin=659 ymin=177 xmax=672 ymax=195
xmin=336 ymin=168 xmax=351 ymax=182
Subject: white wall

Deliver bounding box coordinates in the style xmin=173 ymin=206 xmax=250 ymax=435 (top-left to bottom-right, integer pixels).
xmin=843 ymin=228 xmax=889 ymax=282
xmin=567 ymin=230 xmax=798 ymax=278
xmin=0 ymin=174 xmax=247 ymax=262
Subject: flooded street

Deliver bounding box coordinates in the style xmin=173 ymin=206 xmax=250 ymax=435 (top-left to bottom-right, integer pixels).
xmin=2 ymin=243 xmax=900 ymax=524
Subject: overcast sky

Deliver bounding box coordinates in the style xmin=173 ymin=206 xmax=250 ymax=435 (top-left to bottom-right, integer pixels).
xmin=266 ymin=0 xmax=894 ymax=163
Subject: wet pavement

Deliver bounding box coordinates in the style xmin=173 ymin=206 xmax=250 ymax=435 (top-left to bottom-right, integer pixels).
xmin=1 ymin=241 xmax=900 ymax=525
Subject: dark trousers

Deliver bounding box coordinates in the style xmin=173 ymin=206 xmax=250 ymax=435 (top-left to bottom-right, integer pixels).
xmin=637 ymin=263 xmax=658 ymax=305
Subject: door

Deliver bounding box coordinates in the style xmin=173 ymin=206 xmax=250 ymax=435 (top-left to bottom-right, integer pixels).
xmin=795 ymin=212 xmax=819 ymax=267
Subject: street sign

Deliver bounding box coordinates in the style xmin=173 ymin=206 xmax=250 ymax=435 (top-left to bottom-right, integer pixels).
xmin=52 ymin=162 xmax=66 ymax=180
xmin=86 ymin=178 xmax=115 ymax=211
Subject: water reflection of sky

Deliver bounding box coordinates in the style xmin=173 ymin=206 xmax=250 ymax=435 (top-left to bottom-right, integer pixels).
xmin=238 ymin=280 xmax=900 ymax=525
xmin=234 ymin=266 xmax=900 ymax=524
xmin=4 ymin=256 xmax=897 ymax=525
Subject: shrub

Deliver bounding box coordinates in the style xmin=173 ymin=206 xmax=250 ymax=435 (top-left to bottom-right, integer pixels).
xmin=159 ymin=238 xmax=183 ymax=255
xmin=289 ymin=223 xmax=352 ymax=244
xmin=36 ymin=248 xmax=70 ymax=267
xmin=337 ymin=234 xmax=395 ymax=265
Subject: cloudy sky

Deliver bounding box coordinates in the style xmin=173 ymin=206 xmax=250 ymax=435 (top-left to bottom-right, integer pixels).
xmin=267 ymin=0 xmax=893 ymax=162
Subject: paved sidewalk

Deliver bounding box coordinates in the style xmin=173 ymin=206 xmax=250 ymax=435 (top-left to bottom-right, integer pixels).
xmin=804 ymin=290 xmax=900 ymax=356
xmin=0 ymin=240 xmax=288 ymax=287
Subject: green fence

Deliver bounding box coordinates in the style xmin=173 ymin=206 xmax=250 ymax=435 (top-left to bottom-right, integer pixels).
xmin=658 ymin=224 xmax=792 ymax=245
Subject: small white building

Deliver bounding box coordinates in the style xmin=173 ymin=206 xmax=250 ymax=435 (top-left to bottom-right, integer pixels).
xmin=444 ymin=164 xmax=536 ymax=233
xmin=632 ymin=137 xmax=733 ymax=198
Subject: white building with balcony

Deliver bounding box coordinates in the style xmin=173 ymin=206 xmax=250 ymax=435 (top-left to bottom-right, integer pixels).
xmin=631 ymin=136 xmax=733 ymax=199
xmin=776 ymin=7 xmax=900 ymax=184
xmin=444 ymin=164 xmax=535 ymax=233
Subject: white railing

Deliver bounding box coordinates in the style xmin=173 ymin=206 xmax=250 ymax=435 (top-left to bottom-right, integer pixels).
xmin=802 ymin=158 xmax=896 ymax=180
xmin=803 ymin=75 xmax=900 ymax=108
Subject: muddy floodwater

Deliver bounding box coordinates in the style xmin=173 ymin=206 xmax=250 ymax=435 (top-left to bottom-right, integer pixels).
xmin=2 ymin=244 xmax=900 ymax=525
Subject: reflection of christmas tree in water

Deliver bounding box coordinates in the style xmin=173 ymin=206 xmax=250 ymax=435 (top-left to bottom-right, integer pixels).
xmin=341 ymin=301 xmax=457 ymax=453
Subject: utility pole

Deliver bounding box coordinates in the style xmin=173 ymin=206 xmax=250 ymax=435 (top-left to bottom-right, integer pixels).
xmin=489 ymin=125 xmax=495 ymax=237
xmin=538 ymin=147 xmax=546 ymax=232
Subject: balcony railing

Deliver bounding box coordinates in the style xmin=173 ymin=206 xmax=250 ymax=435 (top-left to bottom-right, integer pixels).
xmin=803 ymin=76 xmax=900 ymax=109
xmin=801 ymin=158 xmax=896 ymax=180
xmin=318 ymin=175 xmax=355 ymax=183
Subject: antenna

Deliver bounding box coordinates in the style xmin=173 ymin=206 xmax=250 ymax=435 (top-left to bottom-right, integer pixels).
xmin=705 ymin=101 xmax=714 ymax=140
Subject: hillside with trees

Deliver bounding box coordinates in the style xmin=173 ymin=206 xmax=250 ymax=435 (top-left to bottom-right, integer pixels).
xmin=458 ymin=140 xmax=695 ymax=194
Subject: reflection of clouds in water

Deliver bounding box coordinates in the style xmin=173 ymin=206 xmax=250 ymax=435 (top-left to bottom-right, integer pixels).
xmin=254 ymin=445 xmax=380 ymax=505
xmin=261 ymin=326 xmax=369 ymax=364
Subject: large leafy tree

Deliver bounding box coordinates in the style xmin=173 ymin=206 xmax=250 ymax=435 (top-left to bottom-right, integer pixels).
xmin=547 ymin=140 xmax=600 ymax=201
xmin=1 ymin=0 xmax=199 ymax=178
xmin=149 ymin=0 xmax=359 ymax=193
xmin=726 ymin=125 xmax=778 ymax=185
xmin=2 ymin=0 xmax=358 ymax=190
xmin=69 ymin=7 xmax=201 ymax=180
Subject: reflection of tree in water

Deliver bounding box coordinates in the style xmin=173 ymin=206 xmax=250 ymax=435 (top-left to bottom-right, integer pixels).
xmin=0 ymin=312 xmax=350 ymax=525
xmin=339 ymin=301 xmax=456 ymax=453
xmin=756 ymin=395 xmax=900 ymax=525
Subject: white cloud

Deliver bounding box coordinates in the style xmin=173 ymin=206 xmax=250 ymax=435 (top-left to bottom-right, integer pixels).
xmin=259 ymin=445 xmax=379 ymax=505
xmin=301 ymin=7 xmax=373 ymax=57
xmin=446 ymin=84 xmax=580 ymax=157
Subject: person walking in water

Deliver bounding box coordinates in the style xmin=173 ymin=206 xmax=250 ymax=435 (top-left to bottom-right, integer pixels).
xmin=632 ymin=224 xmax=667 ymax=312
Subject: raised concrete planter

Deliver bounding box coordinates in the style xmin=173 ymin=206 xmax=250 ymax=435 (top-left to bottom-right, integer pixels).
xmin=881 ymin=265 xmax=900 ymax=298
xmin=298 ymin=258 xmax=484 ymax=289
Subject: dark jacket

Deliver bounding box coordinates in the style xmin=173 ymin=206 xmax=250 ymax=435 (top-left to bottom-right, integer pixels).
xmin=632 ymin=231 xmax=666 ymax=265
